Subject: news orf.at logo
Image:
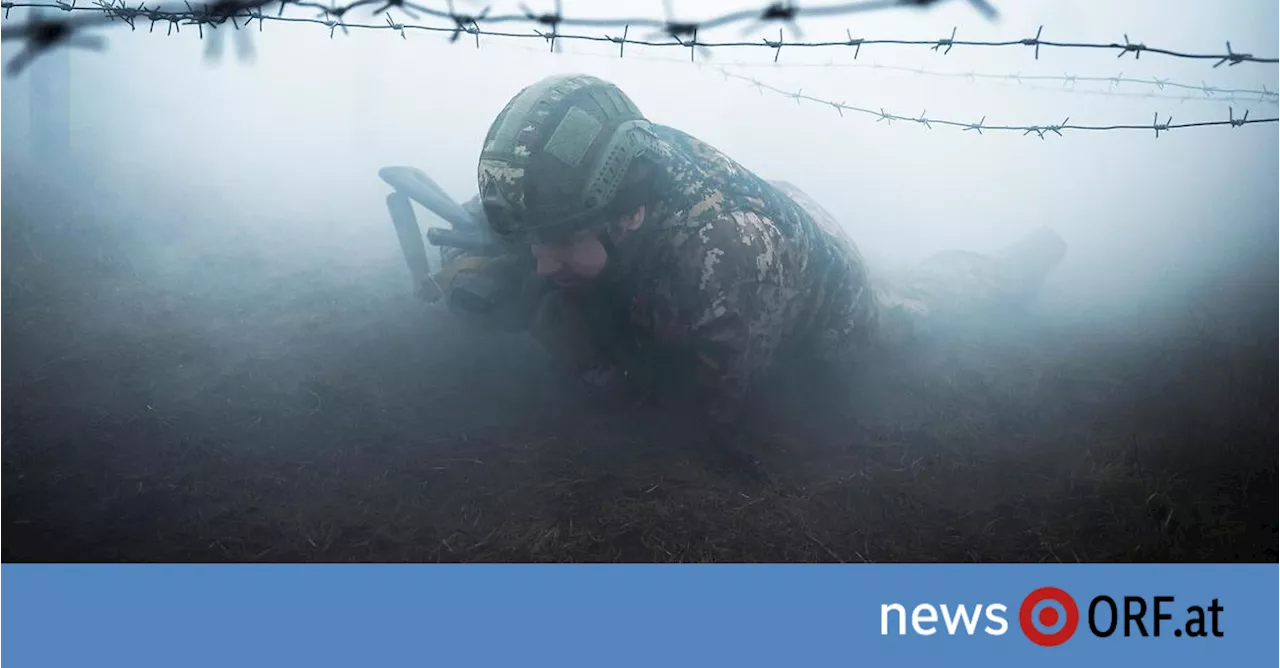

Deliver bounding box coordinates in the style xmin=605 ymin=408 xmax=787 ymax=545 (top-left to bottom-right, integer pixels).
xmin=880 ymin=588 xmax=1224 ymax=645
xmin=1019 ymin=587 xmax=1079 ymax=646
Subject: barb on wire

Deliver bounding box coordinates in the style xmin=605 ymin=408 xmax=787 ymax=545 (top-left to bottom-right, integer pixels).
xmin=712 ymin=68 xmax=1280 ymax=138
xmin=2 ymin=0 xmax=1278 ymax=76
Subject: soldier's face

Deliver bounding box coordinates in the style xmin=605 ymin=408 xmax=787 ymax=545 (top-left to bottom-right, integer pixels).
xmin=531 ymin=207 xmax=646 ymax=288
xmin=532 ymin=231 xmax=609 ymax=288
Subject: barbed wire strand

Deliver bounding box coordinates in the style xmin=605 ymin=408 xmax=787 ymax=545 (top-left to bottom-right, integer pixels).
xmin=720 ymin=61 xmax=1278 ymax=102
xmin=900 ymin=75 xmax=1279 ymax=107
xmin=2 ymin=0 xmax=1278 ymax=77
xmin=485 ymin=37 xmax=1278 ymax=107
xmin=0 ymin=0 xmax=992 ymax=53
xmin=712 ymin=67 xmax=1278 ymax=137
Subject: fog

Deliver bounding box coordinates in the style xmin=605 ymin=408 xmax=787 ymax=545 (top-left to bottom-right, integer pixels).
xmin=6 ymin=1 xmax=1276 ymax=315
xmin=2 ymin=0 xmax=1276 ymax=562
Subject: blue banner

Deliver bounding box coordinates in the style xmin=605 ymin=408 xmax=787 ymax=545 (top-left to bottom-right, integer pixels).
xmin=4 ymin=564 xmax=1276 ymax=666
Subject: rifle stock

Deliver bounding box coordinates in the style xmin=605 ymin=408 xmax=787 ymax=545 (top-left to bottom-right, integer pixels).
xmin=378 ymin=165 xmax=475 ymax=230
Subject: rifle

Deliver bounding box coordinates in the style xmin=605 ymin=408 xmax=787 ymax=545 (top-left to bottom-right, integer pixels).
xmin=378 ymin=165 xmax=504 ymax=302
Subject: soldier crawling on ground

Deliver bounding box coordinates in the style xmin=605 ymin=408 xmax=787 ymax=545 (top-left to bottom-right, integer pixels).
xmin=389 ymin=73 xmax=1067 ymax=428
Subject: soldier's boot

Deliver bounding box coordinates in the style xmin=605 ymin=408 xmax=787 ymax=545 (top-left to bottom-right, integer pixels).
xmin=875 ymin=226 xmax=1067 ymax=343
xmin=988 ymin=225 xmax=1069 ymax=301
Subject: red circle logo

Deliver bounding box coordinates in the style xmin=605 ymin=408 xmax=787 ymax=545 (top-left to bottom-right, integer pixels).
xmin=1019 ymin=587 xmax=1079 ymax=646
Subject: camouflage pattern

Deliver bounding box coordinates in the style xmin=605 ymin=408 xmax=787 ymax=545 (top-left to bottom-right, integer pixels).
xmin=442 ymin=85 xmax=1065 ymax=421
xmin=476 ymin=74 xmax=654 ymax=243
xmin=538 ymin=124 xmax=879 ymax=420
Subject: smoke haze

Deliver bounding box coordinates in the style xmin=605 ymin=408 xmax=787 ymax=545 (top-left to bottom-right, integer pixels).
xmin=2 ymin=0 xmax=1276 ymax=562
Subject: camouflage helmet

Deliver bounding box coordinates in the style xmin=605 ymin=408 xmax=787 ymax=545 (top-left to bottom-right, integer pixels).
xmin=477 ymin=74 xmax=661 ymax=244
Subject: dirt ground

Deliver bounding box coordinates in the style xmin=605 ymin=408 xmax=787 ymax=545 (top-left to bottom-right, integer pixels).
xmin=3 ymin=166 xmax=1276 ymax=563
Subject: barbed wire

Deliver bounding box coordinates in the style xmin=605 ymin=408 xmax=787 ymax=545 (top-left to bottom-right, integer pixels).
xmin=0 ymin=0 xmax=989 ymax=71
xmin=923 ymin=76 xmax=1279 ymax=107
xmin=1 ymin=0 xmax=1277 ymax=77
xmin=718 ymin=61 xmax=1279 ymax=105
xmin=712 ymin=67 xmax=1278 ymax=137
xmin=488 ymin=37 xmax=1279 ymax=107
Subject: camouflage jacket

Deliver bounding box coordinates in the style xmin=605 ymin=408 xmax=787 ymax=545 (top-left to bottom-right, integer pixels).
xmin=447 ymin=124 xmax=880 ymax=421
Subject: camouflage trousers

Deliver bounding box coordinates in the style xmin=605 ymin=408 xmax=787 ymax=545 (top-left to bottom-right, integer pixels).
xmin=772 ymin=179 xmax=1067 ymax=362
